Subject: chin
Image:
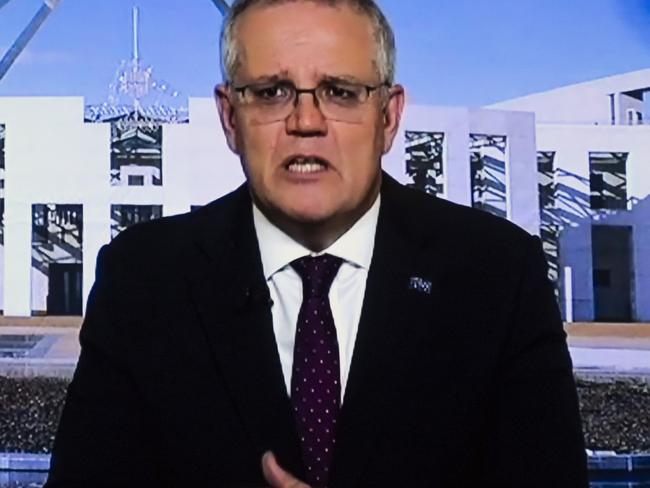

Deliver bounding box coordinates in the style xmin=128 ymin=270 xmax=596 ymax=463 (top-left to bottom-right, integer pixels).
xmin=284 ymin=206 xmax=337 ymax=225
xmin=277 ymin=196 xmax=343 ymax=222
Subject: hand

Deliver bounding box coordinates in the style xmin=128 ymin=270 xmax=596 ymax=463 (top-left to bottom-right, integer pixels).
xmin=261 ymin=451 xmax=311 ymax=488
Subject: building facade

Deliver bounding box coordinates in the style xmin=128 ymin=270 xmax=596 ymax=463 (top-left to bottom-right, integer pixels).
xmin=0 ymin=97 xmax=538 ymax=317
xmin=492 ymin=68 xmax=650 ymax=322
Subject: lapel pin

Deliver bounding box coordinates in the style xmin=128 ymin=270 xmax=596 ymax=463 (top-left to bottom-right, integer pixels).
xmin=409 ymin=276 xmax=432 ymax=295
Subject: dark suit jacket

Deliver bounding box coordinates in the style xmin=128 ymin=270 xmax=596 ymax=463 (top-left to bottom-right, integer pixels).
xmin=45 ymin=173 xmax=588 ymax=487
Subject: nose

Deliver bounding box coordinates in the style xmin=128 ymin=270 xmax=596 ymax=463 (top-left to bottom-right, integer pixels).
xmin=285 ymin=91 xmax=328 ymax=136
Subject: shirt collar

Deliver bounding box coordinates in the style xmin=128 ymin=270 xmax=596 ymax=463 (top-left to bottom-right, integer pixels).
xmin=253 ymin=195 xmax=380 ymax=280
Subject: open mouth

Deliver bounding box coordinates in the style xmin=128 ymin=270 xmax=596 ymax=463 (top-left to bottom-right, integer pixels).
xmin=284 ymin=155 xmax=330 ymax=174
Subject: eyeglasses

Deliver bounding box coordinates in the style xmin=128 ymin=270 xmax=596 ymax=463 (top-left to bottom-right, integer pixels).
xmin=230 ymin=79 xmax=390 ymax=124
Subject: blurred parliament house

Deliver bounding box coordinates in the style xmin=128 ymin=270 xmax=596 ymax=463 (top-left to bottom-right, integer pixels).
xmin=0 ymin=1 xmax=648 ymax=323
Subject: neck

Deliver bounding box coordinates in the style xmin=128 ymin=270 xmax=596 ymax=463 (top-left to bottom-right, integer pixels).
xmin=254 ymin=187 xmax=379 ymax=253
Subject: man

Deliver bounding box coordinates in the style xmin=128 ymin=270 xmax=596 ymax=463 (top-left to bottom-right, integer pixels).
xmin=45 ymin=0 xmax=588 ymax=486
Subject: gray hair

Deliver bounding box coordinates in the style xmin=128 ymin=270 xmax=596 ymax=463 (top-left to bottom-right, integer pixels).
xmin=220 ymin=0 xmax=396 ymax=84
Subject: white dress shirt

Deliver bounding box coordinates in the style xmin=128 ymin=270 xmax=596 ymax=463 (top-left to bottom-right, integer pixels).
xmin=252 ymin=197 xmax=380 ymax=404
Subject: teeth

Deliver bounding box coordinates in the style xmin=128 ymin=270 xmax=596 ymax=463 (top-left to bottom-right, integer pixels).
xmin=287 ymin=158 xmax=327 ymax=173
xmin=288 ymin=163 xmax=324 ymax=173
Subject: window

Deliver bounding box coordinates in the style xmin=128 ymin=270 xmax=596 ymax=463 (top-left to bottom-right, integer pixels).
xmin=128 ymin=175 xmax=145 ymax=186
xmin=111 ymin=205 xmax=163 ymax=239
xmin=589 ymin=152 xmax=628 ymax=211
xmin=405 ymin=131 xmax=445 ymax=197
xmin=110 ymin=118 xmax=163 ymax=186
xmin=470 ymin=134 xmax=508 ymax=219
xmin=626 ymin=108 xmax=643 ymax=126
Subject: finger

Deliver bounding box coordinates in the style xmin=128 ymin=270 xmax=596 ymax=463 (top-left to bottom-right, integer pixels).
xmin=261 ymin=451 xmax=309 ymax=488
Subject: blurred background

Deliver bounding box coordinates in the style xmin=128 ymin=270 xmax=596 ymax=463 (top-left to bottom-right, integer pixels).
xmin=0 ymin=0 xmax=649 ymax=486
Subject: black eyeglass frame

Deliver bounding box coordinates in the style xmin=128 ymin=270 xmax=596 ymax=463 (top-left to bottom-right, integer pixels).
xmin=229 ymin=80 xmax=391 ymax=107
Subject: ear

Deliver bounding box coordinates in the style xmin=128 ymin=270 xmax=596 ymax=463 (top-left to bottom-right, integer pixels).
xmin=215 ymin=83 xmax=240 ymax=155
xmin=381 ymin=84 xmax=405 ymax=155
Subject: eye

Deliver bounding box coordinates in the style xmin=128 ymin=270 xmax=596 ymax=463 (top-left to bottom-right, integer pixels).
xmin=323 ymin=83 xmax=359 ymax=101
xmin=249 ymin=83 xmax=292 ymax=103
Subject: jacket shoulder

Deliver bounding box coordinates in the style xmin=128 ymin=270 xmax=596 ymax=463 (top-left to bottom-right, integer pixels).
xmin=388 ymin=180 xmax=535 ymax=249
xmin=104 ymin=185 xmax=248 ymax=270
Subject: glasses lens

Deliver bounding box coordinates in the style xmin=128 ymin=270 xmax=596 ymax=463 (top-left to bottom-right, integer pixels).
xmin=237 ymin=80 xmax=379 ymax=124
xmin=316 ymin=82 xmax=367 ymax=123
xmin=319 ymin=82 xmax=366 ymax=108
xmin=240 ymin=82 xmax=294 ymax=123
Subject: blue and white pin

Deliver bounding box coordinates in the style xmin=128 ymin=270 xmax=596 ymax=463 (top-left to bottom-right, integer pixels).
xmin=409 ymin=276 xmax=432 ymax=295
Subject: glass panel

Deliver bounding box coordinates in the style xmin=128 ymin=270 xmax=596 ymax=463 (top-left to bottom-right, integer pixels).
xmin=589 ymin=152 xmax=628 ymax=211
xmin=110 ymin=119 xmax=163 ymax=187
xmin=110 ymin=204 xmax=163 ymax=239
xmin=31 ymin=204 xmax=83 ymax=315
xmin=537 ymin=151 xmax=560 ymax=287
xmin=405 ymin=131 xmax=445 ymax=197
xmin=470 ymin=134 xmax=508 ymax=218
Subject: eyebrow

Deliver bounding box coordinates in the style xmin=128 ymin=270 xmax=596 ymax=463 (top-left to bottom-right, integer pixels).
xmin=320 ymin=74 xmax=363 ymax=84
xmin=241 ymin=72 xmax=365 ymax=86
xmin=243 ymin=71 xmax=292 ymax=85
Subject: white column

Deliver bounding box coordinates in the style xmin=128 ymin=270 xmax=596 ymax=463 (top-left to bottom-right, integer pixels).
xmin=564 ymin=266 xmax=574 ymax=323
xmin=3 ymin=202 xmax=32 ymax=316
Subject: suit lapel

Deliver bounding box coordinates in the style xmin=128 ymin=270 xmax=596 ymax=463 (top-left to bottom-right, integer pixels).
xmin=184 ymin=186 xmax=305 ymax=478
xmin=329 ymin=175 xmax=443 ymax=486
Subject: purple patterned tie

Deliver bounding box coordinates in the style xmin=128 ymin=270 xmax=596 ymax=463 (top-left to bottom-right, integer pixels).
xmin=290 ymin=254 xmax=343 ymax=488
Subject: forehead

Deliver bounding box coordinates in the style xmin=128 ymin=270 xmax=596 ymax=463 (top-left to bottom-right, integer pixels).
xmin=234 ymin=2 xmax=378 ymax=81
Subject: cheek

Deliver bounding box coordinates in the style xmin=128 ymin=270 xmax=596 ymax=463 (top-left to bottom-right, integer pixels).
xmin=238 ymin=124 xmax=282 ymax=175
xmin=334 ymin=124 xmax=383 ymax=177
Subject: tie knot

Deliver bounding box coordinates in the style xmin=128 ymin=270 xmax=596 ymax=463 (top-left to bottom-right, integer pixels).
xmin=291 ymin=254 xmax=343 ymax=298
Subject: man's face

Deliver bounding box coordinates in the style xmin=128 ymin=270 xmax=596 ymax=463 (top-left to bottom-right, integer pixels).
xmin=217 ymin=1 xmax=404 ymax=229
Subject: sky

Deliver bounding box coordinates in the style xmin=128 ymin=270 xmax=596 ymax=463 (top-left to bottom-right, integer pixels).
xmin=0 ymin=0 xmax=649 ymax=107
